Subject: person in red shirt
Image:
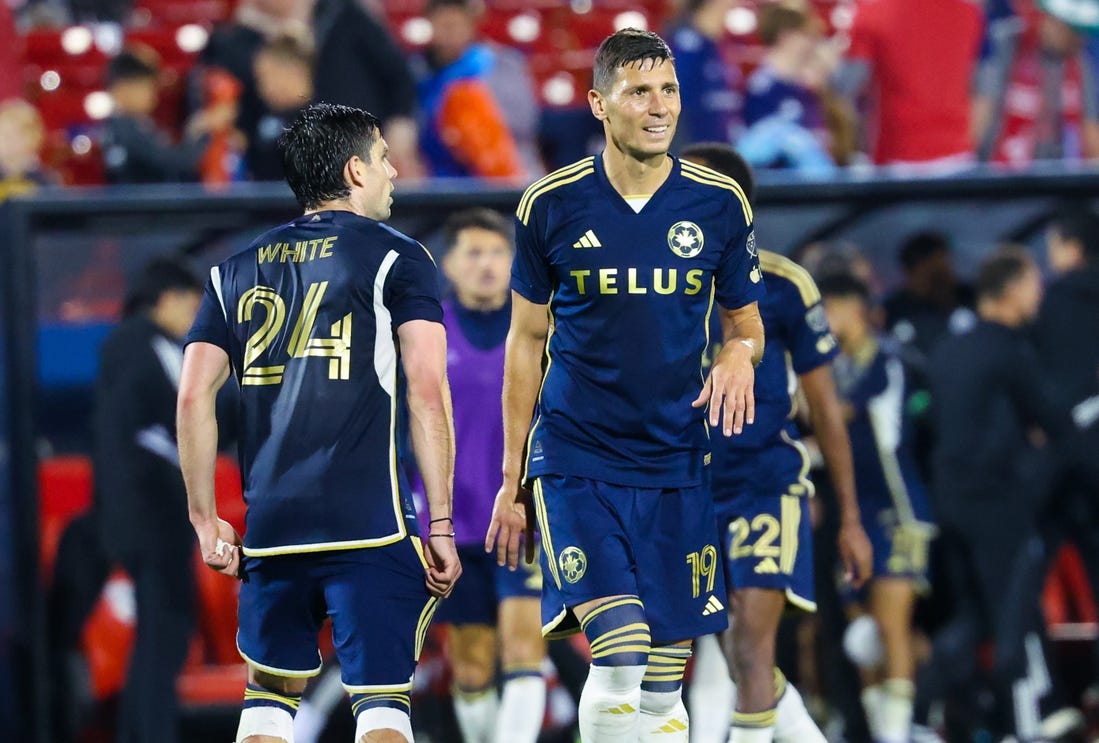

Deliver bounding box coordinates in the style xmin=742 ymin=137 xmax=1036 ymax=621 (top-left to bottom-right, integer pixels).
xmin=840 ymin=0 xmax=984 ymax=166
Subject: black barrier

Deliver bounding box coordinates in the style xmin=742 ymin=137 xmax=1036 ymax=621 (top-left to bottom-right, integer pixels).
xmin=2 ymin=166 xmax=1099 ymax=740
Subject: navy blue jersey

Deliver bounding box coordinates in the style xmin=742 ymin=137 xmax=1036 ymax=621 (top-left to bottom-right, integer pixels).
xmin=833 ymin=338 xmax=928 ymax=525
xmin=708 ymin=251 xmax=837 ymax=492
xmin=512 ymin=155 xmax=765 ymax=488
xmin=186 ymin=210 xmax=443 ymax=556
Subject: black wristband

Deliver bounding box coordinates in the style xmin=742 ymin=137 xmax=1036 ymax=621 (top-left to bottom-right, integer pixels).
xmin=429 ymin=517 xmax=454 ymax=525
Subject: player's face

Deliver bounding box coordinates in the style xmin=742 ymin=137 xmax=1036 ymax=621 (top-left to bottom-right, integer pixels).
xmin=591 ymin=59 xmax=681 ymax=161
xmin=353 ymin=136 xmax=398 ymax=221
xmin=822 ymin=295 xmax=866 ymax=344
xmin=1046 ymin=227 xmax=1083 ymax=275
xmin=444 ymin=227 xmax=512 ymax=307
xmin=156 ymin=288 xmax=202 ymax=340
xmin=1008 ymin=263 xmax=1044 ymax=322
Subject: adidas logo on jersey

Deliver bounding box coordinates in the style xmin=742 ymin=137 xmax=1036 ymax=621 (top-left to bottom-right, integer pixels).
xmin=572 ymin=229 xmax=602 ymax=248
xmin=702 ymin=595 xmax=725 ymax=616
xmin=755 ymin=557 xmax=780 ymax=575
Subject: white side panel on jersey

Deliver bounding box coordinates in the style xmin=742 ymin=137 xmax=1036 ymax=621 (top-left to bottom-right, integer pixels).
xmin=373 ymin=250 xmax=400 ymax=398
xmin=210 ymin=265 xmax=228 ymax=321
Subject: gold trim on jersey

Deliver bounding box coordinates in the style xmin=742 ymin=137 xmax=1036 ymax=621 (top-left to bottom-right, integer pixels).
xmin=779 ymin=429 xmax=815 ymax=499
xmin=237 ymin=646 xmax=322 ymax=678
xmin=679 ymin=160 xmax=753 ymax=224
xmin=759 ymin=250 xmax=820 ymax=307
xmin=516 ymin=158 xmax=596 ymax=225
xmin=523 ymin=298 xmax=555 ymax=484
xmin=532 ymin=479 xmax=561 ymax=589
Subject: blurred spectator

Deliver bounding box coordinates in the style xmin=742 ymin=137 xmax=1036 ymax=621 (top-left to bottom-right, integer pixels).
xmin=925 ymin=247 xmax=1067 ymax=741
xmin=975 ymin=0 xmax=1099 ymax=165
xmin=840 ymin=0 xmax=983 ymax=167
xmin=102 ymin=50 xmax=234 ymax=184
xmin=666 ymin=0 xmax=742 ymax=149
xmin=414 ymin=0 xmax=538 ymax=179
xmin=882 ymin=231 xmax=976 ymax=361
xmin=249 ymin=34 xmax=313 ymax=180
xmin=0 ymin=99 xmax=55 ymax=198
xmin=197 ymin=68 xmax=246 ymax=185
xmin=197 ymin=0 xmax=308 ymax=171
xmin=738 ymin=2 xmax=836 ymax=173
xmin=92 ymin=256 xmax=203 ymax=743
xmin=313 ymin=0 xmax=425 ymax=178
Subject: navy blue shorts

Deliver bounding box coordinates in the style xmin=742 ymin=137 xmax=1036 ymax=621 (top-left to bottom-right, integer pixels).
xmin=713 ymin=434 xmax=816 ymax=611
xmin=237 ymin=538 xmax=437 ymax=692
xmin=435 ymin=544 xmax=543 ymax=626
xmin=533 ymin=474 xmax=728 ymax=644
xmin=860 ymin=487 xmax=935 ymax=584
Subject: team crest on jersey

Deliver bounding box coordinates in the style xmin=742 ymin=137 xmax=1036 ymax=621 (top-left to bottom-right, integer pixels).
xmin=806 ymin=305 xmax=829 ymax=333
xmin=746 ymin=229 xmax=757 ymax=258
xmin=667 ymin=221 xmax=704 ymax=258
xmin=559 ymin=546 xmax=587 ymax=583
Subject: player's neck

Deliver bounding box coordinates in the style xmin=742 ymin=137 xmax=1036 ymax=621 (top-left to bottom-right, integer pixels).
xmin=306 ymin=198 xmax=362 ymax=219
xmin=978 ymin=300 xmax=1025 ymax=329
xmin=601 ymin=148 xmax=672 ymax=198
xmin=839 ymin=328 xmax=872 ymax=357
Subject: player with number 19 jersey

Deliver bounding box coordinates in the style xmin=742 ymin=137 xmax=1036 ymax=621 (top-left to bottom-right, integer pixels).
xmin=186 ymin=209 xmax=442 ymax=556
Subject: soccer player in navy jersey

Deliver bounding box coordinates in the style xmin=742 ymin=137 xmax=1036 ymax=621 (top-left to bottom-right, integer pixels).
xmin=485 ymin=30 xmax=766 ymax=742
xmin=433 ymin=208 xmax=548 ymax=743
xmin=679 ymin=144 xmax=872 ymax=743
xmin=176 ymin=103 xmax=461 ymax=743
xmin=819 ymin=273 xmax=933 ymax=743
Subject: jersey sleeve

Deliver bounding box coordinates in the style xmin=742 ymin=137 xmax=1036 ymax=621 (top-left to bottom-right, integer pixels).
xmin=787 ymin=292 xmax=839 ymax=375
xmin=714 ymin=213 xmax=766 ymax=311
xmin=184 ymin=276 xmax=231 ymax=351
xmin=511 ymin=207 xmax=553 ymax=304
xmin=386 ymin=246 xmax=444 ymax=327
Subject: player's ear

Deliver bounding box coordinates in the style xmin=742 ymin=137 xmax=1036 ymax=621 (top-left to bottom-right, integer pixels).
xmin=344 ymin=155 xmax=367 ymax=189
xmin=589 ymin=89 xmax=607 ymax=121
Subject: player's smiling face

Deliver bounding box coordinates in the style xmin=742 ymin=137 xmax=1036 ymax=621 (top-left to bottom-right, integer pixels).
xmin=591 ymin=58 xmax=680 ymax=161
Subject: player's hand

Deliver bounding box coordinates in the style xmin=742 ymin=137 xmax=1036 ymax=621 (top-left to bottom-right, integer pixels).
xmin=423 ymin=533 xmax=462 ymax=598
xmin=693 ymin=340 xmax=756 ymax=436
xmin=485 ymin=481 xmax=536 ymax=570
xmin=838 ymin=520 xmax=873 ymax=589
xmin=194 ymin=517 xmax=243 ymax=579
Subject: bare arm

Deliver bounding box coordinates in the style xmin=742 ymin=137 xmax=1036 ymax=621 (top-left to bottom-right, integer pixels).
xmin=694 ymin=301 xmax=764 ymax=436
xmin=800 ymin=365 xmax=873 ymax=587
xmin=486 ymin=291 xmax=550 ymax=568
xmin=177 ymin=341 xmax=239 ymax=576
xmin=398 ymin=319 xmax=460 ymax=597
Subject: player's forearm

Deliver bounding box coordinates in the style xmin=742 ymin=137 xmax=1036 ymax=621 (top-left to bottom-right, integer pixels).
xmin=805 ymin=378 xmax=861 ymax=524
xmin=501 ymin=330 xmax=545 ymax=483
xmin=178 ymin=390 xmax=220 ymax=527
xmin=408 ymin=379 xmax=455 ymax=523
xmin=721 ymin=305 xmax=765 ymax=366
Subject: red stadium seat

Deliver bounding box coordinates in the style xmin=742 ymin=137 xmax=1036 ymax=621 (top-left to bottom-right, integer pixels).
xmin=130 ymin=0 xmax=231 ymax=28
xmin=38 ymin=455 xmax=94 ymax=581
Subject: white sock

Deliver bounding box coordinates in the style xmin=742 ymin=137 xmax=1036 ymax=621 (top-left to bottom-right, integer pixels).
xmin=495 ymin=674 xmax=546 ymax=743
xmin=860 ymin=684 xmax=884 ymax=740
xmin=877 ymin=679 xmax=914 ymax=743
xmin=728 ymin=710 xmax=775 ymax=743
xmin=688 ymin=634 xmax=734 ymax=743
xmin=579 ymin=664 xmax=647 ymax=743
xmin=774 ymin=682 xmax=825 ymax=743
xmin=453 ymin=686 xmax=498 ymax=743
xmin=641 ymin=689 xmax=689 ymax=741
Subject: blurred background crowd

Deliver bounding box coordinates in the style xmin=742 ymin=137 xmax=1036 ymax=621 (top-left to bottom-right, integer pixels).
xmin=3 ymin=0 xmax=1099 ymax=742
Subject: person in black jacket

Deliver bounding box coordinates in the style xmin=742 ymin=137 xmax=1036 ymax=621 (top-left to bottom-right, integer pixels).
xmin=102 ymin=50 xmax=233 ymax=184
xmin=92 ymin=256 xmax=203 ymax=743
xmin=925 ymin=247 xmax=1066 ymax=741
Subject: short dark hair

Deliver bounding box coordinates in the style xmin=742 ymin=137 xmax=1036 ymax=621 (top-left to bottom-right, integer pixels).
xmin=442 ymin=208 xmax=510 ymax=252
xmin=107 ymin=49 xmax=159 ymax=86
xmin=976 ymin=247 xmax=1034 ymax=302
xmin=278 ymin=103 xmax=382 ymax=211
xmin=757 ymin=3 xmax=813 ymax=46
xmin=593 ymin=29 xmax=675 ymax=93
xmin=680 ymin=142 xmax=756 ymax=202
xmin=123 ymin=255 xmax=202 ymax=316
xmin=1050 ymin=202 xmax=1099 ymax=262
xmin=898 ymin=230 xmax=951 ymax=273
xmin=817 ymin=272 xmax=872 ymax=304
